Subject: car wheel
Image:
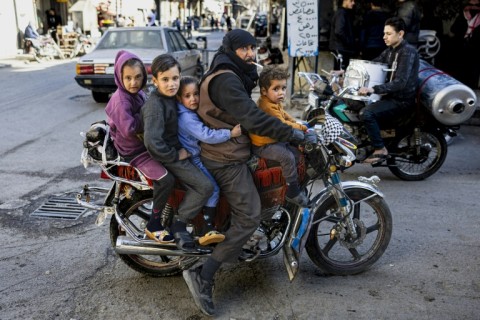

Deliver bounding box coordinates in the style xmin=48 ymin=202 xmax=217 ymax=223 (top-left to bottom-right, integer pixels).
xmin=92 ymin=91 xmax=110 ymax=103
xmin=195 ymin=62 xmax=204 ymax=79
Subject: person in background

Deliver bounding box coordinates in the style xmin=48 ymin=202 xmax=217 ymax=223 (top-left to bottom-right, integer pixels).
xmin=182 ymin=29 xmax=305 ymax=316
xmin=141 ymin=54 xmax=214 ymax=252
xmin=185 ymin=17 xmax=193 ymax=39
xmin=329 ymin=0 xmax=357 ymax=70
xmin=45 ymin=8 xmax=62 ymax=43
xmin=357 ymin=17 xmax=419 ymax=164
xmin=116 ymin=14 xmax=126 ymax=27
xmin=360 ymin=0 xmax=390 ymax=60
xmin=451 ymin=0 xmax=480 ymax=88
xmin=24 ymin=21 xmax=41 ymax=52
xmin=250 ymin=66 xmax=309 ymax=207
xmin=105 ymin=50 xmax=174 ymax=244
xmin=176 ymin=76 xmax=242 ymax=245
xmin=226 ymin=15 xmax=232 ymax=31
xmin=394 ymin=0 xmax=421 ymax=46
xmin=147 ymin=9 xmax=156 ymax=26
xmin=174 ymin=17 xmax=181 ymax=31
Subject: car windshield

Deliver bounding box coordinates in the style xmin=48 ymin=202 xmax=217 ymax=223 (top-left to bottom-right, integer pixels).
xmin=96 ymin=30 xmax=165 ymax=50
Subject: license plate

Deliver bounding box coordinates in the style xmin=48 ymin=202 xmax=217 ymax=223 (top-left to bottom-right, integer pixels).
xmin=105 ymin=66 xmax=114 ymax=74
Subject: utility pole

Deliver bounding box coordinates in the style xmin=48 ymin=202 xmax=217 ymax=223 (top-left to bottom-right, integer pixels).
xmin=155 ymin=0 xmax=161 ymax=25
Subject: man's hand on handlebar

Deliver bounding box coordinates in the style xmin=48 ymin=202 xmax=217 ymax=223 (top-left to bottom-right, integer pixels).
xmin=358 ymin=87 xmax=374 ymax=96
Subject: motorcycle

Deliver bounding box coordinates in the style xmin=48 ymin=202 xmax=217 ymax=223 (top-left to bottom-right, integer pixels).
xmin=298 ymin=61 xmax=476 ymax=181
xmin=256 ymin=37 xmax=284 ymax=66
xmin=76 ymin=120 xmax=392 ymax=280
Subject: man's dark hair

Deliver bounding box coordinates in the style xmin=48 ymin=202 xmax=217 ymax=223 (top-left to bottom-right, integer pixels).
xmin=151 ymin=54 xmax=181 ymax=76
xmin=371 ymin=0 xmax=383 ymax=7
xmin=258 ymin=66 xmax=290 ymax=91
xmin=385 ymin=17 xmax=406 ymax=32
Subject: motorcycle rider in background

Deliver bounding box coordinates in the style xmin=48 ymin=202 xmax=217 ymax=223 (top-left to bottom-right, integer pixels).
xmin=357 ymin=17 xmax=419 ymax=164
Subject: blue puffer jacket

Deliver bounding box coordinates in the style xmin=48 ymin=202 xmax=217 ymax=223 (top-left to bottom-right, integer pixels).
xmin=177 ymin=103 xmax=231 ymax=158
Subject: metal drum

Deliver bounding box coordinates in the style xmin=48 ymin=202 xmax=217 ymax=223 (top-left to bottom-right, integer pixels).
xmin=343 ymin=59 xmax=388 ymax=102
xmin=417 ymin=59 xmax=477 ymax=126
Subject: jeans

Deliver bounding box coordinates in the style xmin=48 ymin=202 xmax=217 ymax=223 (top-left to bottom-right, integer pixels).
xmin=252 ymin=142 xmax=300 ymax=183
xmin=163 ymin=159 xmax=214 ymax=222
xmin=202 ymin=157 xmax=261 ymax=263
xmin=359 ymin=99 xmax=413 ymax=149
xmin=190 ymin=156 xmax=220 ymax=208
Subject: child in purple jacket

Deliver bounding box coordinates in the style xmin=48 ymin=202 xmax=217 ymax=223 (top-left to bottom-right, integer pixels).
xmin=105 ymin=50 xmax=173 ymax=243
xmin=177 ymin=76 xmax=241 ymax=245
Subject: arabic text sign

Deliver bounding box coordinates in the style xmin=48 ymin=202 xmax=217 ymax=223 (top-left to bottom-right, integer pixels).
xmin=287 ymin=0 xmax=319 ymax=57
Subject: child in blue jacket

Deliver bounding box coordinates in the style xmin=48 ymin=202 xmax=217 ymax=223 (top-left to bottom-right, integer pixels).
xmin=177 ymin=76 xmax=241 ymax=245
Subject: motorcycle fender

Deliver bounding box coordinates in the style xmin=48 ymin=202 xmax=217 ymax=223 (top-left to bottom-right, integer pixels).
xmin=310 ymin=180 xmax=384 ymax=210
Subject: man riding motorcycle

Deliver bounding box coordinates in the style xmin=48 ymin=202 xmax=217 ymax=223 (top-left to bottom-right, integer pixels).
xmin=357 ymin=17 xmax=419 ymax=165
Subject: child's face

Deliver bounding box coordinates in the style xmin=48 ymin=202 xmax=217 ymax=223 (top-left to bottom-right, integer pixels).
xmin=178 ymin=83 xmax=199 ymax=111
xmin=261 ymin=79 xmax=287 ymax=104
xmin=122 ymin=65 xmax=144 ymax=94
xmin=152 ymin=66 xmax=180 ymax=97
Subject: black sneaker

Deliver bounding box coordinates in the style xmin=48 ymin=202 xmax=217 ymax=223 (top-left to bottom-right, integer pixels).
xmin=183 ymin=266 xmax=215 ymax=316
xmin=286 ymin=191 xmax=310 ymax=207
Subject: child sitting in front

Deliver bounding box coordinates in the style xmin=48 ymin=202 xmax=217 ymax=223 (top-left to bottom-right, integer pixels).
xmin=177 ymin=76 xmax=242 ymax=245
xmin=249 ymin=66 xmax=309 ymax=207
xmin=105 ymin=50 xmax=173 ymax=244
xmin=141 ymin=54 xmax=214 ymax=252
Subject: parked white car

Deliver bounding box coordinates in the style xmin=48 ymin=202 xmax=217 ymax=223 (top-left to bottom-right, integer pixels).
xmin=75 ymin=26 xmax=204 ymax=103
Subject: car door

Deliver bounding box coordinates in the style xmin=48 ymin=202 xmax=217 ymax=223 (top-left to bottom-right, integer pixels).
xmin=165 ymin=29 xmax=196 ymax=76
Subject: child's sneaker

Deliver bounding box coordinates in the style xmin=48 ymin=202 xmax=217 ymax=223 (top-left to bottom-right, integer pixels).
xmin=198 ymin=231 xmax=225 ymax=246
xmin=145 ymin=228 xmax=174 ymax=244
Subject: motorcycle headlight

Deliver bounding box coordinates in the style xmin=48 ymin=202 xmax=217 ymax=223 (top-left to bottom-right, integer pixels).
xmin=332 ymin=139 xmax=356 ymax=167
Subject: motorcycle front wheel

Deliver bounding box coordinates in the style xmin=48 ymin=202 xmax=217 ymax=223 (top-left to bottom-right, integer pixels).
xmin=387 ymin=128 xmax=447 ymax=181
xmin=110 ymin=195 xmax=198 ymax=277
xmin=306 ymin=188 xmax=392 ymax=276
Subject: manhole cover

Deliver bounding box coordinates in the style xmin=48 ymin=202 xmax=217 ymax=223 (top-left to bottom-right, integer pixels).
xmin=31 ymin=196 xmax=87 ymax=220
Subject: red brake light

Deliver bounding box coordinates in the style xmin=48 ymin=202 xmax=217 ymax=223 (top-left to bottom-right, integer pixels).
xmin=145 ymin=64 xmax=152 ymax=75
xmin=77 ymin=64 xmax=94 ymax=75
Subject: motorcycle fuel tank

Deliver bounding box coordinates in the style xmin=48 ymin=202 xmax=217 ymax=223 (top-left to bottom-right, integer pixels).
xmin=417 ymin=59 xmax=477 ymax=126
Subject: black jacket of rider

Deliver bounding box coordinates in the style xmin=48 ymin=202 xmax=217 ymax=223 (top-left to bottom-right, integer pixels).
xmin=372 ymin=39 xmax=419 ymax=103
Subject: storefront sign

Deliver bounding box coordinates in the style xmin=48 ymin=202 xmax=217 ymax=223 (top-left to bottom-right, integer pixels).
xmin=287 ymin=0 xmax=318 ymax=57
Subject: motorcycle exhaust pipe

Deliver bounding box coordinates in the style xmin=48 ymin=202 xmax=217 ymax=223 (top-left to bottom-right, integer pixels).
xmin=115 ymin=236 xmax=206 ymax=257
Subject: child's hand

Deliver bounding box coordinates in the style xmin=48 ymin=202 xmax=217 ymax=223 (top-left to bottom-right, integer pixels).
xmin=178 ymin=148 xmax=191 ymax=160
xmin=230 ymin=124 xmax=242 ymax=138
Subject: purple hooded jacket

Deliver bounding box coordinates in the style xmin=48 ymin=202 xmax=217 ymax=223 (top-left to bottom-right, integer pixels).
xmin=105 ymin=50 xmax=148 ymax=158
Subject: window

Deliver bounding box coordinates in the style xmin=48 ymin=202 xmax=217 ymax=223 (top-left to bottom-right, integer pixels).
xmin=96 ymin=30 xmax=164 ymax=50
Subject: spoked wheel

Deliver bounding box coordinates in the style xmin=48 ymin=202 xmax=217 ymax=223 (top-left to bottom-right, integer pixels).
xmin=110 ymin=196 xmax=198 ymax=277
xmin=306 ymin=188 xmax=392 ymax=276
xmin=388 ymin=128 xmax=447 ymax=181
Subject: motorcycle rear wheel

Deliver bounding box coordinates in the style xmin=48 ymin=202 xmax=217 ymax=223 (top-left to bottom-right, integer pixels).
xmin=387 ymin=128 xmax=447 ymax=181
xmin=110 ymin=195 xmax=198 ymax=277
xmin=306 ymin=188 xmax=392 ymax=276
